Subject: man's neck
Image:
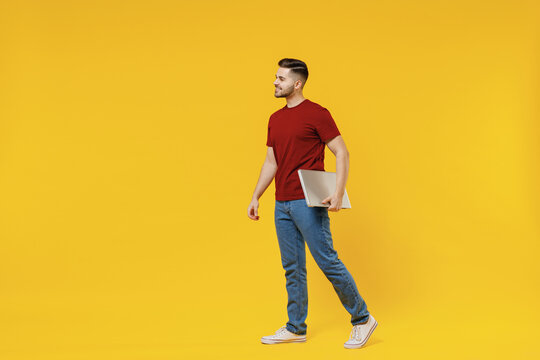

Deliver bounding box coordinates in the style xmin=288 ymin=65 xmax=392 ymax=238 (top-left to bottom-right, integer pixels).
xmin=286 ymin=95 xmax=306 ymax=108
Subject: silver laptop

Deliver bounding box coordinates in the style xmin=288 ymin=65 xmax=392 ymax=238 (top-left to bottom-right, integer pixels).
xmin=297 ymin=169 xmax=352 ymax=208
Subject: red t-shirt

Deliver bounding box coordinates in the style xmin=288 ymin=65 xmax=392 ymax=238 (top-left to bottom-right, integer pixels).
xmin=266 ymin=99 xmax=341 ymax=201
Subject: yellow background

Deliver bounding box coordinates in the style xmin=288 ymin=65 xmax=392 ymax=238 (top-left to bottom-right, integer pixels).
xmin=1 ymin=0 xmax=539 ymax=359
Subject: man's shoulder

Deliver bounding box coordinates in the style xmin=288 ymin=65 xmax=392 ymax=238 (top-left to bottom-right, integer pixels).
xmin=303 ymin=100 xmax=331 ymax=115
xmin=269 ymin=107 xmax=284 ymax=118
xmin=306 ymin=99 xmax=323 ymax=107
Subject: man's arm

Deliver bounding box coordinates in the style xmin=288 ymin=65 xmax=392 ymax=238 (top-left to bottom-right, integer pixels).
xmin=247 ymin=147 xmax=278 ymax=220
xmin=321 ymin=135 xmax=349 ymax=211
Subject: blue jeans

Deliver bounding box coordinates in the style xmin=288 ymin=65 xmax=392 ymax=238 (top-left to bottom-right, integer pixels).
xmin=274 ymin=198 xmax=370 ymax=335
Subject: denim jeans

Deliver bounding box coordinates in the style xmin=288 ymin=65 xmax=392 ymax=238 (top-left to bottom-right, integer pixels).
xmin=274 ymin=198 xmax=370 ymax=335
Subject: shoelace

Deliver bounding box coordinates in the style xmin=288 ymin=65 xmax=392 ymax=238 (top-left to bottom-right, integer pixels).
xmin=350 ymin=325 xmax=361 ymax=340
xmin=276 ymin=326 xmax=289 ymax=335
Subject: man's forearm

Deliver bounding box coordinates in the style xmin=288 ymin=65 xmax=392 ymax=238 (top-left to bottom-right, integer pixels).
xmin=335 ymin=151 xmax=349 ymax=196
xmin=252 ymin=161 xmax=278 ymax=200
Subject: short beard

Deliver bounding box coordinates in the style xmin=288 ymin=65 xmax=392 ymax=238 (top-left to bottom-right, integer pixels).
xmin=274 ymin=84 xmax=295 ymax=98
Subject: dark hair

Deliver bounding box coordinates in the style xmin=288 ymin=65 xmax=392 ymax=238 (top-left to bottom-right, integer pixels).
xmin=278 ymin=58 xmax=309 ymax=87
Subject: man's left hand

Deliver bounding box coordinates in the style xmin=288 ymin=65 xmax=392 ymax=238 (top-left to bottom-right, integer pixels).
xmin=321 ymin=193 xmax=343 ymax=212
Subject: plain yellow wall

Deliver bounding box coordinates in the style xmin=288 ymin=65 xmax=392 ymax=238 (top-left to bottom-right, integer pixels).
xmin=1 ymin=1 xmax=539 ymax=359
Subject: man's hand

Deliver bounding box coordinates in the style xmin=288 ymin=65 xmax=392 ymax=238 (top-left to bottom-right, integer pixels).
xmin=321 ymin=193 xmax=343 ymax=212
xmin=247 ymin=198 xmax=260 ymax=220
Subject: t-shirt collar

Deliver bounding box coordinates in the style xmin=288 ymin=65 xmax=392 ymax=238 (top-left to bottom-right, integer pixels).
xmin=284 ymin=99 xmax=308 ymax=109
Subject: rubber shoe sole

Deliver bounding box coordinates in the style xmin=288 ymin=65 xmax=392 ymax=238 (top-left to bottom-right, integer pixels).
xmin=261 ymin=337 xmax=306 ymax=344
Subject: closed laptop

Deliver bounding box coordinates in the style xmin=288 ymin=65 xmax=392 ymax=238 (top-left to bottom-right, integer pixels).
xmin=297 ymin=169 xmax=352 ymax=208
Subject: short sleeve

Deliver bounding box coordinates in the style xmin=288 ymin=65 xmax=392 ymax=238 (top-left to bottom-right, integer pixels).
xmin=315 ymin=108 xmax=341 ymax=143
xmin=266 ymin=119 xmax=273 ymax=147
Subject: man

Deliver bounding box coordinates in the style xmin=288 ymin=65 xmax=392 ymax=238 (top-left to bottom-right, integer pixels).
xmin=247 ymin=58 xmax=377 ymax=349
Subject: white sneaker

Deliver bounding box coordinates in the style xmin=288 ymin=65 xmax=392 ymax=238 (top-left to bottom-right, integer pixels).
xmin=261 ymin=326 xmax=307 ymax=344
xmin=344 ymin=314 xmax=378 ymax=349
